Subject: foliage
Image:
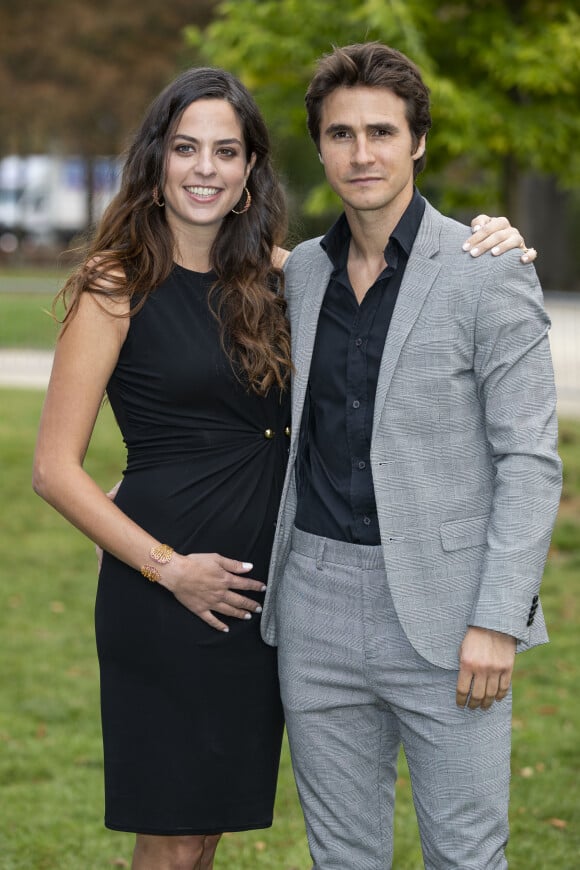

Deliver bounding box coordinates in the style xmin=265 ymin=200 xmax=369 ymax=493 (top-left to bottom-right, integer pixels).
xmin=0 ymin=0 xmax=215 ymax=159
xmin=186 ymin=0 xmax=580 ymax=222
xmin=0 ymin=389 xmax=579 ymax=867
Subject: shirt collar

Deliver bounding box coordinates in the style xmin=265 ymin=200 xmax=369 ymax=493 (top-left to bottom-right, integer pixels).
xmin=320 ymin=187 xmax=426 ymax=270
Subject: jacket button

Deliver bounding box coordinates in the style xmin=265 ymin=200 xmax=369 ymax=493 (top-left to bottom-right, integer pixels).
xmin=284 ymin=426 xmax=291 ymax=437
xmin=264 ymin=429 xmax=275 ymax=439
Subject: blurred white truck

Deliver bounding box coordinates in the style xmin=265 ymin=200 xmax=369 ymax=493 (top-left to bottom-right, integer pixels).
xmin=0 ymin=154 xmax=121 ymax=247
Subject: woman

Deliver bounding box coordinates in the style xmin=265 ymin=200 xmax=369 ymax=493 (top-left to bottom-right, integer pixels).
xmin=34 ymin=67 xmax=290 ymax=870
xmin=33 ymin=65 xmax=534 ymax=870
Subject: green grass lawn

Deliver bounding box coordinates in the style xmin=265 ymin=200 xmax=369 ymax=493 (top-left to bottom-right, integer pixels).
xmin=1 ymin=391 xmax=578 ymax=869
xmin=0 ymin=269 xmax=67 ymax=349
xmin=0 ymin=294 xmax=60 ymax=349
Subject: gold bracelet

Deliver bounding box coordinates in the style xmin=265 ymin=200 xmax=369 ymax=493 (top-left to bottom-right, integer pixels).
xmin=140 ymin=564 xmax=162 ymax=582
xmin=150 ymin=543 xmax=174 ymax=564
xmin=140 ymin=543 xmax=174 ymax=582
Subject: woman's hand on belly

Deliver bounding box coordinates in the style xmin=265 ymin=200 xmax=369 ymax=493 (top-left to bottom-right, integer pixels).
xmin=160 ymin=553 xmax=266 ymax=632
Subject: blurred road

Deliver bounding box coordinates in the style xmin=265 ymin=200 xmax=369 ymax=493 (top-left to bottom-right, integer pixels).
xmin=1 ymin=292 xmax=579 ymax=417
xmin=546 ymin=293 xmax=580 ymax=419
xmin=0 ymin=348 xmax=54 ymax=389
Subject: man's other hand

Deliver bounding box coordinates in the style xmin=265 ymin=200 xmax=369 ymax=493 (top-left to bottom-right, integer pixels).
xmin=456 ymin=626 xmax=516 ymax=710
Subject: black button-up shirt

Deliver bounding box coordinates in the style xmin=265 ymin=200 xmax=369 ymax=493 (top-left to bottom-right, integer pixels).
xmin=294 ymin=189 xmax=425 ymax=544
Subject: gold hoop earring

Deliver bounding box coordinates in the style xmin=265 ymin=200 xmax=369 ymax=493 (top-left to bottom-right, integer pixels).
xmin=231 ymin=186 xmax=252 ymax=215
xmin=152 ymin=186 xmax=165 ymax=208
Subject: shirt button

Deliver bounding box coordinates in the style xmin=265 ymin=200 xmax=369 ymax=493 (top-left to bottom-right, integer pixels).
xmin=358 ymin=460 xmax=366 ymax=470
xmin=355 ymin=338 xmax=363 ymax=347
xmin=264 ymin=429 xmax=275 ymax=439
xmin=363 ymin=516 xmax=371 ymax=526
xmin=352 ymin=400 xmax=360 ymax=409
xmin=284 ymin=426 xmax=291 ymax=437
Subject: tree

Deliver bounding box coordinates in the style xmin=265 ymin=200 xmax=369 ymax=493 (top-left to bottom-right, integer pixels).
xmin=186 ymin=0 xmax=580 ymax=233
xmin=0 ymin=0 xmax=216 ymax=227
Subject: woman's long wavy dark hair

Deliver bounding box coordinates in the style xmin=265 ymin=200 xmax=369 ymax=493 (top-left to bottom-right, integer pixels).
xmin=57 ymin=67 xmax=291 ymax=394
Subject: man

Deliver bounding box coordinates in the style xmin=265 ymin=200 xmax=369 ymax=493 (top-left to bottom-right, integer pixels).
xmin=262 ymin=43 xmax=561 ymax=869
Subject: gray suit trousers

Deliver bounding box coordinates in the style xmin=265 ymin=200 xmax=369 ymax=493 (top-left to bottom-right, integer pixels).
xmin=277 ymin=528 xmax=511 ymax=870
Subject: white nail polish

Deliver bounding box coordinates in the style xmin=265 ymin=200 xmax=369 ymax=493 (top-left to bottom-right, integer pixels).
xmin=522 ymin=255 xmax=529 ymax=263
xmin=255 ymin=606 xmax=263 ymax=613
xmin=244 ymin=613 xmax=252 ymax=620
xmin=491 ymin=246 xmax=500 ymax=255
xmin=261 ymin=585 xmax=267 ymax=592
xmin=470 ymin=247 xmax=479 ymax=257
xmin=462 ymin=242 xmax=471 ymax=251
xmin=472 ymin=224 xmax=482 ymax=233
xmin=242 ymin=562 xmax=253 ymax=570
xmin=222 ymin=627 xmax=230 ymax=633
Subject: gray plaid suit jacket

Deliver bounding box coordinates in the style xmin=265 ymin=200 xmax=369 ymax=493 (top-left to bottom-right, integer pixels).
xmin=262 ymin=200 xmax=562 ymax=669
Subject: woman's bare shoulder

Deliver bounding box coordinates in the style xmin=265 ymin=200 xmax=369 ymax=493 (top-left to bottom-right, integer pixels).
xmin=82 ymin=255 xmax=130 ymax=317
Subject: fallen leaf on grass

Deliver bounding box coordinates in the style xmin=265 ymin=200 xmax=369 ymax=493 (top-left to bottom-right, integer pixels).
xmin=519 ymin=767 xmax=534 ymax=778
xmin=548 ymin=818 xmax=567 ymax=830
xmin=50 ymin=600 xmax=65 ymax=613
xmin=254 ymin=841 xmax=266 ymax=852
xmin=110 ymin=859 xmax=129 ymax=867
xmin=538 ymin=705 xmax=558 ymax=716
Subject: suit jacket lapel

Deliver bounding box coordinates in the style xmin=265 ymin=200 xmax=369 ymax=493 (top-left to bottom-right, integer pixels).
xmin=372 ymin=203 xmax=442 ymax=434
xmin=290 ymin=253 xmax=333 ymax=434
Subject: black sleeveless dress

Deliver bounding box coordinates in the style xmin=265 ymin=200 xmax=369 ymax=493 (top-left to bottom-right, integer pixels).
xmin=95 ymin=264 xmax=289 ymax=835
